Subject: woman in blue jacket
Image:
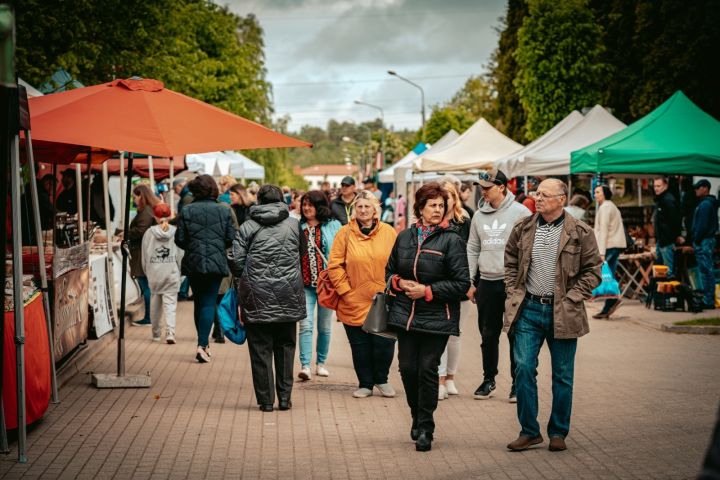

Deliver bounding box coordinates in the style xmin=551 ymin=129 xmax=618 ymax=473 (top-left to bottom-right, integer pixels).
xmin=297 ymin=190 xmax=342 ymax=381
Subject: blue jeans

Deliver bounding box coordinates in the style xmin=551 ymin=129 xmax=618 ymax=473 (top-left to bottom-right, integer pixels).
xmin=178 ymin=276 xmax=191 ymax=299
xmin=513 ymin=298 xmax=577 ymax=438
xmin=694 ymin=238 xmax=717 ymax=305
xmin=655 ymin=244 xmax=676 ymax=278
xmin=343 ymin=324 xmax=396 ymax=389
xmin=189 ymin=275 xmax=223 ymax=348
xmin=600 ymin=247 xmax=622 ymax=314
xmin=136 ymin=276 xmax=151 ymax=322
xmin=299 ymin=287 xmax=333 ymax=367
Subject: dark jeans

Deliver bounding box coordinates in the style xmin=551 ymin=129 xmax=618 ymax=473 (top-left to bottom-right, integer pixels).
xmin=475 ymin=278 xmax=515 ymax=383
xmin=189 ymin=275 xmax=222 ymax=348
xmin=245 ymin=322 xmax=297 ymax=406
xmin=600 ymin=247 xmax=622 ymax=314
xmin=397 ymin=330 xmax=448 ymax=435
xmin=514 ymin=298 xmax=577 ymax=438
xmin=343 ymin=324 xmax=396 ymax=389
xmin=136 ymin=276 xmax=151 ymax=322
xmin=178 ymin=276 xmax=190 ymax=299
xmin=695 ymin=238 xmax=717 ymax=305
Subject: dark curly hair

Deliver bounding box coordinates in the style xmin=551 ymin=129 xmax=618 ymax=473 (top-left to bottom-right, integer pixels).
xmin=413 ymin=182 xmax=448 ymax=220
xmin=188 ymin=174 xmax=219 ymax=200
xmin=257 ymin=184 xmax=284 ymax=205
xmin=300 ymin=190 xmax=332 ymax=223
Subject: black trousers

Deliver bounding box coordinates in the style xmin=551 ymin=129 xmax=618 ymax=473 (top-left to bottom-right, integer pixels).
xmin=343 ymin=324 xmax=396 ymax=389
xmin=397 ymin=330 xmax=449 ymax=435
xmin=475 ymin=278 xmax=516 ymax=383
xmin=245 ymin=322 xmax=297 ymax=406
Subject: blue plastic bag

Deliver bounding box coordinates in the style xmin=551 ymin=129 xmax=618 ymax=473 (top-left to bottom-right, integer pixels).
xmin=591 ymin=261 xmax=621 ymax=299
xmin=217 ymin=288 xmax=246 ymax=345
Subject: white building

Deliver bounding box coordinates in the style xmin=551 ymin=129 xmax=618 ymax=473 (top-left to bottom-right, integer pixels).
xmin=299 ymin=164 xmax=358 ymax=189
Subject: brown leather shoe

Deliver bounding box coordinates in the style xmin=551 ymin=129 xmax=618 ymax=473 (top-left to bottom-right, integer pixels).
xmin=507 ymin=435 xmax=543 ymax=451
xmin=549 ymin=436 xmax=567 ymax=451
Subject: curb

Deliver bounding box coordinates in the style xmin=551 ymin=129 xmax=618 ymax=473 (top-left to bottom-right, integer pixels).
xmin=661 ymin=324 xmax=720 ymax=335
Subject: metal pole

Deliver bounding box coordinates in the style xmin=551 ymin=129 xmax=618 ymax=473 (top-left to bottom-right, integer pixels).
xmin=118 ymin=152 xmax=125 ymax=228
xmin=102 ymin=161 xmax=116 ymax=312
xmin=85 ymin=151 xmax=92 ymax=236
xmin=117 ymin=153 xmax=134 ymax=377
xmin=25 ymin=131 xmax=59 ymax=403
xmin=11 ymin=130 xmax=28 ymax=463
xmin=148 ymin=155 xmax=155 ymax=193
xmin=387 ymin=70 xmax=425 ymax=141
xmin=638 ymin=178 xmax=642 ymax=207
xmin=169 ymin=157 xmax=175 ymax=216
xmin=75 ymin=164 xmax=84 ymax=244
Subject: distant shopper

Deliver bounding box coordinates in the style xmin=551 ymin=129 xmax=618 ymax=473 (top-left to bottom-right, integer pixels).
xmin=592 ymin=185 xmax=626 ymax=319
xmin=564 ymin=194 xmax=590 ymax=222
xmin=142 ymin=203 xmax=181 ymax=344
xmin=459 ymin=182 xmax=475 ymax=218
xmin=297 ymin=191 xmax=342 ymax=381
xmin=173 ymin=178 xmax=193 ymax=216
xmin=56 ymin=168 xmax=78 ymax=214
xmin=330 ymin=176 xmax=357 ymax=225
xmin=218 ymin=175 xmax=237 ymax=204
xmin=174 ymin=174 xmax=236 ymax=363
xmin=653 ymin=177 xmax=683 ymax=277
xmin=328 ymin=190 xmax=397 ymax=398
xmin=129 ymin=184 xmax=159 ymax=327
xmin=229 ymin=184 xmax=306 ymax=412
xmin=692 ymin=179 xmax=719 ymax=309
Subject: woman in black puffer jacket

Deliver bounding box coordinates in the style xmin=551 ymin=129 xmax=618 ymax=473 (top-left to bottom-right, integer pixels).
xmin=385 ymin=182 xmax=470 ymax=452
xmin=174 ymin=175 xmax=236 ymax=363
xmin=229 ymin=184 xmax=306 ymax=413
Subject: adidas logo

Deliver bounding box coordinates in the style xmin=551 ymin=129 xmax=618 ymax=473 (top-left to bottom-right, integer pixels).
xmin=482 ymin=238 xmax=505 ymax=246
xmin=482 ymin=219 xmax=507 ymax=237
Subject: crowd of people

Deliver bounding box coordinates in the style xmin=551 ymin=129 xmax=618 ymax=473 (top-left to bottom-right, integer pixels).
xmin=119 ymin=166 xmax=717 ymax=454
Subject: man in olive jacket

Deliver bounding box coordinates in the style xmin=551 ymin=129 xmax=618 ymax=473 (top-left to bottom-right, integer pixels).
xmin=504 ymin=179 xmax=601 ymax=453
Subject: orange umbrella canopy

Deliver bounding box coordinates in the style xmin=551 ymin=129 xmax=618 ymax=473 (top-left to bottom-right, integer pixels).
xmin=28 ymin=77 xmax=310 ymax=156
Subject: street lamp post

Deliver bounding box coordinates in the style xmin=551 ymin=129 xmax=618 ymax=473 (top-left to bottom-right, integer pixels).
xmin=354 ymin=100 xmax=385 ymax=176
xmin=387 ymin=70 xmax=426 ymax=141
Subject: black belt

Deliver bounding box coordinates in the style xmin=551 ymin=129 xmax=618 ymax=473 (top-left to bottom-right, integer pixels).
xmin=525 ymin=292 xmax=554 ymax=305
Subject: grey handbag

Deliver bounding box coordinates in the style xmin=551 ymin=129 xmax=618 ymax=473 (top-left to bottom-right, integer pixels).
xmin=362 ymin=289 xmax=397 ymax=340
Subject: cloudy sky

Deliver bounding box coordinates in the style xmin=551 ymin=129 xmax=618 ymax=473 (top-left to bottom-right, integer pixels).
xmin=222 ymin=0 xmax=507 ymax=133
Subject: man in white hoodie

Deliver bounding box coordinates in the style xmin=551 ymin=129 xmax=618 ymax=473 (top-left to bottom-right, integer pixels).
xmin=142 ymin=203 xmax=182 ymax=344
xmin=466 ymin=168 xmax=531 ymax=402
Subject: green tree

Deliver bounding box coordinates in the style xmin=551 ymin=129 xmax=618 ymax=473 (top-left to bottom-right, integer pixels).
xmin=514 ymin=0 xmax=607 ymax=141
xmin=422 ymin=106 xmax=475 ymax=145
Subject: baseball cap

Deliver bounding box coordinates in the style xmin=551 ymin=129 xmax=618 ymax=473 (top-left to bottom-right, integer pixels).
xmin=153 ymin=203 xmax=172 ymax=219
xmin=693 ymin=179 xmax=711 ymax=190
xmin=474 ymin=168 xmax=508 ymax=188
xmin=341 ymin=176 xmax=355 ymax=186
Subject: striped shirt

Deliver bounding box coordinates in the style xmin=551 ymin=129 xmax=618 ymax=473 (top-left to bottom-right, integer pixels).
xmin=526 ymin=214 xmax=565 ymax=296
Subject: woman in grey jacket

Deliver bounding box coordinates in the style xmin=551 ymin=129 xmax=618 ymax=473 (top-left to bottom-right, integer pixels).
xmin=229 ymin=184 xmax=306 ymax=412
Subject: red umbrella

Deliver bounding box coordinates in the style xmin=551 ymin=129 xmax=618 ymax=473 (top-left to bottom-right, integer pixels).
xmin=28 ymin=77 xmax=310 ymax=156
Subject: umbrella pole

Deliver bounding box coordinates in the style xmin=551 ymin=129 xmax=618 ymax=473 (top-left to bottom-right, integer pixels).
xmin=75 ymin=164 xmax=84 ymax=244
xmin=169 ymin=157 xmax=175 ymax=215
xmin=102 ymin=161 xmax=116 ymax=313
xmin=148 ymin=155 xmax=155 ymax=193
xmin=25 ymin=130 xmax=59 ymax=404
xmin=86 ymin=151 xmax=92 ymax=236
xmin=118 ymin=152 xmax=125 ymax=229
xmin=91 ymin=152 xmax=151 ymax=388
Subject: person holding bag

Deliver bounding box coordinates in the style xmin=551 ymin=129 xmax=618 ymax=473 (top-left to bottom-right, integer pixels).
xmin=327 ymin=190 xmax=397 ymax=399
xmin=385 ymin=183 xmax=471 ymax=452
xmin=297 ymin=190 xmax=342 ymax=381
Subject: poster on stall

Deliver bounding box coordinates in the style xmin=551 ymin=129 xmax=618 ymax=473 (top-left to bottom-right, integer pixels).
xmin=53 ymin=243 xmax=90 ymax=360
xmin=89 ymin=253 xmax=115 ymax=338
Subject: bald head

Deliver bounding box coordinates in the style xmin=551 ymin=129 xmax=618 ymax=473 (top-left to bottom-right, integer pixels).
xmin=539 ymin=178 xmax=568 ymax=197
xmin=535 ymin=179 xmax=568 ymax=222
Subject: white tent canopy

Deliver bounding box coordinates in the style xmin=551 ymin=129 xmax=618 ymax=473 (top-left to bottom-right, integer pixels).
xmin=518 ymin=105 xmax=626 ymax=176
xmin=414 ymin=118 xmax=523 ymax=172
xmin=378 ymin=129 xmax=459 ymax=183
xmin=495 ymin=110 xmax=584 ymax=178
xmin=185 ymin=151 xmax=265 ymax=180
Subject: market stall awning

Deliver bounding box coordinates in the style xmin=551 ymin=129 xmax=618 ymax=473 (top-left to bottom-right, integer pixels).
xmin=494 ymin=110 xmax=583 ymax=178
xmin=377 ymin=142 xmax=428 ymax=183
xmin=186 ymin=151 xmax=264 ymax=180
xmin=520 ymin=105 xmax=625 ymax=176
xmin=571 ymin=91 xmax=720 ymax=175
xmin=414 ymin=118 xmax=522 ymax=172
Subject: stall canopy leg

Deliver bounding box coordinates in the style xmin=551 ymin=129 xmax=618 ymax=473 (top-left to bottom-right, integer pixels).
xmin=91 ymin=152 xmax=151 ymax=388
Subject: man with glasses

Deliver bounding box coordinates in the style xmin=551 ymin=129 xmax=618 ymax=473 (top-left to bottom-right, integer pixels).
xmin=504 ymin=179 xmax=601 ymax=452
xmin=467 ymin=168 xmax=531 ymax=403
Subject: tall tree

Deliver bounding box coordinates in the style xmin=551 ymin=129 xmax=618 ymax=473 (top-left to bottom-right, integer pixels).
xmin=447 ymin=76 xmax=498 ymax=127
xmin=488 ymin=0 xmax=528 ymax=142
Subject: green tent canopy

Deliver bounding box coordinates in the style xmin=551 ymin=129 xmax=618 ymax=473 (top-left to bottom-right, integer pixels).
xmin=571 ymin=91 xmax=720 ymax=175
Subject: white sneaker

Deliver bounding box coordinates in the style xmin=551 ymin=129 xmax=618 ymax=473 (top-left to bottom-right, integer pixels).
xmin=152 ymin=336 xmax=161 ymax=343
xmin=166 ymin=334 xmax=175 ymax=345
xmin=298 ymin=366 xmax=312 ymax=381
xmin=438 ymin=384 xmax=448 ymax=401
xmin=375 ymin=383 xmax=396 ymax=398
xmin=445 ymin=379 xmax=459 ymax=395
xmin=316 ymin=364 xmax=330 ymax=377
xmin=352 ymin=388 xmax=373 ymax=398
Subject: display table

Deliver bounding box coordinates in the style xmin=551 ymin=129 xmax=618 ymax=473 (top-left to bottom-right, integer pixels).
xmin=89 ymin=253 xmax=116 ymax=338
xmin=3 ymin=293 xmax=51 ymax=429
xmin=617 ymin=251 xmax=655 ymax=299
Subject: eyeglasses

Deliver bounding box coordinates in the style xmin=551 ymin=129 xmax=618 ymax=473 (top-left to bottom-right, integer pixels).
xmin=529 ymin=191 xmax=566 ymax=200
xmin=480 ymin=184 xmax=497 ymax=191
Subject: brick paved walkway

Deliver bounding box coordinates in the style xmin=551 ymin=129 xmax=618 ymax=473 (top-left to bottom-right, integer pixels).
xmin=1 ymin=299 xmax=719 ymax=479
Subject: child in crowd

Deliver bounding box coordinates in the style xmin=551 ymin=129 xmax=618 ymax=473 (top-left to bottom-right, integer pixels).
xmin=141 ymin=203 xmax=182 ymax=344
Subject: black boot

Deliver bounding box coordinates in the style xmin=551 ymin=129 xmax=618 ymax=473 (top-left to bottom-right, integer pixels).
xmin=415 ymin=431 xmax=432 ymax=452
xmin=410 ymin=417 xmax=419 ymax=441
xmin=212 ymin=317 xmax=225 ymax=343
xmin=278 ymin=398 xmax=292 ymax=411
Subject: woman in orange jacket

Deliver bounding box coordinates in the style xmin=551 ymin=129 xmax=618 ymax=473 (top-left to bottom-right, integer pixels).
xmin=328 ymin=190 xmax=398 ymax=398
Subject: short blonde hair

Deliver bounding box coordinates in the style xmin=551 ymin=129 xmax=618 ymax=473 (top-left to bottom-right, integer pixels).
xmin=351 ymin=190 xmax=382 ymax=219
xmin=438 ymin=178 xmax=469 ymax=223
xmin=219 ymin=175 xmax=238 ymax=193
